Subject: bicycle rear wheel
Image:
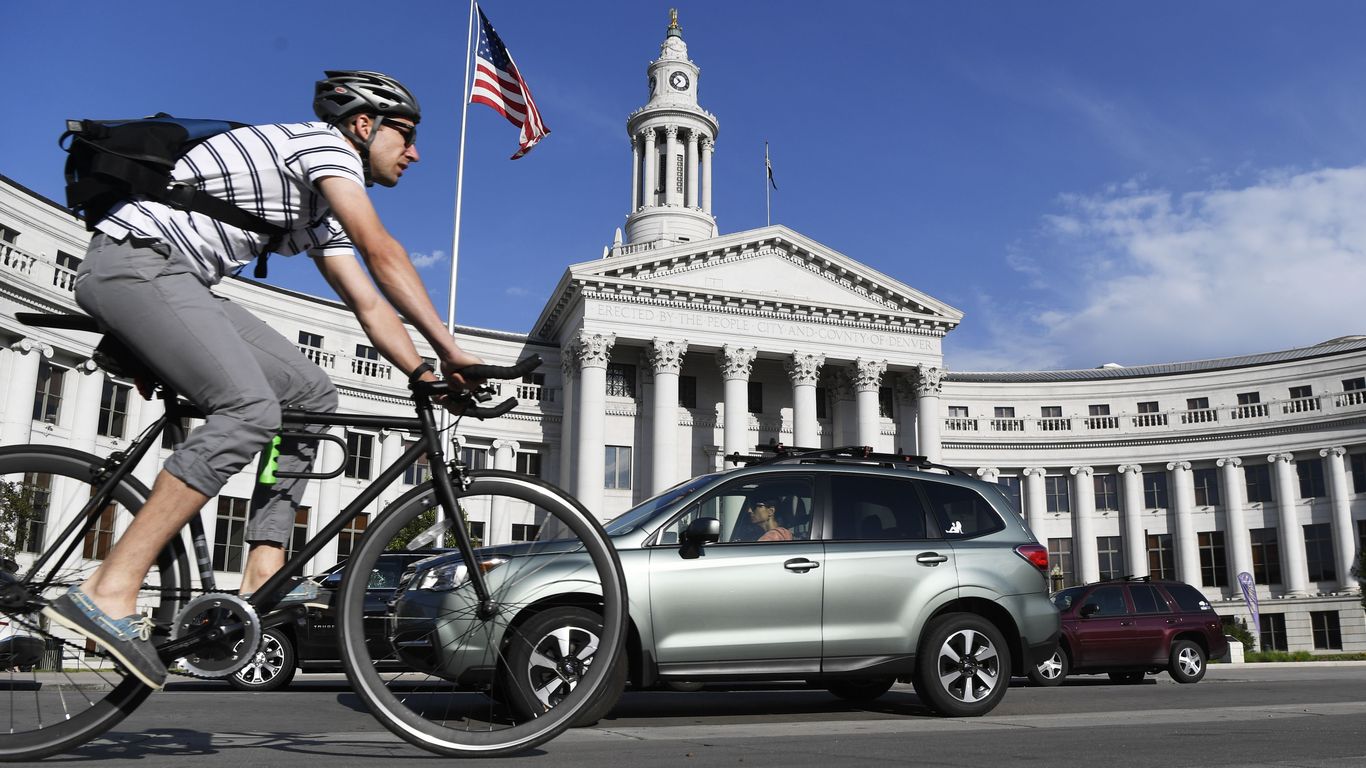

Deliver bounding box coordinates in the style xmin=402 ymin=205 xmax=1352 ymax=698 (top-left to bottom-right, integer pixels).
xmin=338 ymin=469 xmax=627 ymax=756
xmin=0 ymin=445 xmax=192 ymax=762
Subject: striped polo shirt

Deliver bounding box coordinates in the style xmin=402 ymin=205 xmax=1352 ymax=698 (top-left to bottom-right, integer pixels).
xmin=95 ymin=122 xmax=366 ymax=285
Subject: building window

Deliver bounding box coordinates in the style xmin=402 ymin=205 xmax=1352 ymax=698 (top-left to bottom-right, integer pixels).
xmin=1093 ymin=474 xmax=1118 ymax=511
xmin=81 ymin=499 xmax=118 ymax=561
xmin=18 ymin=473 xmax=52 ymax=555
xmin=878 ymin=386 xmax=893 ymax=419
xmin=1086 ymin=404 xmax=1116 ymax=429
xmin=1097 ymin=535 xmax=1123 ymax=581
xmin=1041 ymin=405 xmax=1062 ymax=418
xmin=285 ymin=506 xmax=310 ymax=561
xmin=604 ymin=446 xmax=632 ymax=490
xmin=55 ymin=250 xmax=81 ymax=271
xmin=1147 ymin=533 xmax=1175 ymax=580
xmin=1352 ymin=454 xmax=1366 ymax=494
xmin=516 ymin=371 xmax=548 ymax=402
xmin=211 ymin=496 xmax=249 ymax=572
xmin=997 ymin=476 xmax=1021 ymax=514
xmin=1135 ymin=400 xmax=1166 ymax=427
xmin=679 ymin=375 xmax=697 ymax=409
xmin=0 ymin=223 xmax=19 ymax=243
xmin=511 ymin=523 xmax=540 ymax=542
xmin=1198 ymin=531 xmax=1228 ymax=587
xmin=336 ymin=513 xmax=367 ymax=562
xmin=606 ymin=363 xmax=636 ymax=398
xmin=1192 ymin=468 xmax=1221 ymax=507
xmin=1297 ymin=458 xmax=1326 ymax=498
xmin=344 ymin=431 xmax=374 ymax=480
xmin=994 ymin=406 xmax=1015 ymax=418
xmin=1259 ymin=613 xmax=1288 ymax=652
xmin=1289 ymin=384 xmax=1313 ymax=399
xmin=298 ymin=330 xmax=323 ymax=348
xmin=1183 ymin=396 xmax=1216 ymax=424
xmin=948 ymin=406 xmax=969 ymax=418
xmin=1311 ymin=611 xmax=1342 ymax=650
xmin=460 ymin=445 xmax=488 ymax=470
xmin=1234 ymin=391 xmax=1267 ymax=419
xmin=1143 ymin=472 xmax=1168 ymax=509
xmin=466 ymin=520 xmax=486 ymax=546
xmin=1303 ymin=523 xmax=1336 ymax=581
xmin=748 ymin=381 xmax=763 ymax=414
xmin=1044 ymin=475 xmax=1070 ymax=514
xmin=1249 ymin=528 xmax=1281 ymax=584
xmin=1345 ymin=377 xmax=1366 ymax=391
xmin=516 ymin=451 xmax=542 ymax=478
xmin=32 ymin=361 xmax=66 ymax=424
xmin=97 ymin=380 xmax=132 ymax=438
xmin=1047 ymin=537 xmax=1075 ymax=589
xmin=402 ymin=442 xmax=429 ymax=485
xmin=355 ymin=343 xmax=379 ymax=361
xmin=1245 ymin=464 xmax=1274 ymax=503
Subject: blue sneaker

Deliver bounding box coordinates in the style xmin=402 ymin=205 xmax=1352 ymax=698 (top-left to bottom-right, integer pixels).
xmin=42 ymin=587 xmax=166 ymax=690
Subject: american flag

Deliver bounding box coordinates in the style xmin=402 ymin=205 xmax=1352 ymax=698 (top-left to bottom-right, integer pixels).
xmin=471 ymin=4 xmax=549 ymax=159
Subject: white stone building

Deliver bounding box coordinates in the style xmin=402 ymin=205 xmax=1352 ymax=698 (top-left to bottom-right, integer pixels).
xmin=1 ymin=16 xmax=1362 ymax=654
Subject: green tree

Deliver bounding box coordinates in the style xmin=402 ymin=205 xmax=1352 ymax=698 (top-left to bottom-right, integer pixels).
xmin=386 ymin=507 xmax=481 ymax=551
xmin=0 ymin=479 xmax=37 ymax=565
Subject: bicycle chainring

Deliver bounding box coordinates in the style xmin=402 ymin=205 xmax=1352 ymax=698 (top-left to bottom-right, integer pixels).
xmin=171 ymin=592 xmax=262 ymax=679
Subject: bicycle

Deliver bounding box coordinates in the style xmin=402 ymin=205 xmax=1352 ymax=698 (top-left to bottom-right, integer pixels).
xmin=0 ymin=311 xmax=627 ymax=760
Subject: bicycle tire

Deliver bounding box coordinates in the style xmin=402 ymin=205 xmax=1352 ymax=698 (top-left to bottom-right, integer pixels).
xmin=0 ymin=445 xmax=193 ymax=762
xmin=337 ymin=469 xmax=627 ymax=756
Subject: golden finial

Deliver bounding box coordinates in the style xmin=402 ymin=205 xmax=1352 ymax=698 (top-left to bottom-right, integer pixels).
xmin=669 ymin=8 xmax=680 ymax=30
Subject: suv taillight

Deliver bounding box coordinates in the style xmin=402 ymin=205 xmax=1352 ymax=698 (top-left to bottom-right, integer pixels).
xmin=1015 ymin=543 xmax=1049 ymax=572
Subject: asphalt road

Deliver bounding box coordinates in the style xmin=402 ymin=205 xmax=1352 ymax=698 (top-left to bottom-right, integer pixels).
xmin=37 ymin=663 xmax=1366 ymax=767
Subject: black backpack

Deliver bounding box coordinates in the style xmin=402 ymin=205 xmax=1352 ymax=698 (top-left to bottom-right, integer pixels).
xmin=60 ymin=114 xmax=286 ymax=277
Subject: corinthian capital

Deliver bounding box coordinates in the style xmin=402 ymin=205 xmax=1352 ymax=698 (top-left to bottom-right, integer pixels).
xmin=854 ymin=358 xmax=887 ymax=393
xmin=648 ymin=337 xmax=688 ymax=375
xmin=572 ymin=331 xmax=616 ymax=369
xmin=664 ymin=125 xmax=679 ymax=140
xmin=717 ymin=345 xmax=756 ymax=381
xmin=785 ymin=352 xmax=824 ymax=386
xmin=913 ymin=364 xmax=943 ymax=397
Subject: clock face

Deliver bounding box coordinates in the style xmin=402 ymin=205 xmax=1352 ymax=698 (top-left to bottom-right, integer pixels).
xmin=669 ymin=71 xmax=691 ymax=91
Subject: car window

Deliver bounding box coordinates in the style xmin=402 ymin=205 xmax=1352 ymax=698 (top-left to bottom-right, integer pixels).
xmin=1163 ymin=582 xmax=1213 ymax=612
xmin=1129 ymin=585 xmax=1171 ymax=614
xmin=1052 ymin=586 xmax=1084 ymax=611
xmin=918 ymin=479 xmax=1006 ymax=538
xmin=657 ymin=476 xmax=814 ymax=544
xmin=1083 ymin=585 xmax=1129 ymax=616
xmin=830 ymin=475 xmax=933 ymax=540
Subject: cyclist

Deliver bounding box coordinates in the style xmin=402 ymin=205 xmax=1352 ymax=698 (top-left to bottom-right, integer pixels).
xmin=43 ymin=70 xmax=483 ymax=691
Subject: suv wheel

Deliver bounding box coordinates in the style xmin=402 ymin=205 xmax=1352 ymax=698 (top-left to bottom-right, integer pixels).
xmin=228 ymin=627 xmax=297 ymax=692
xmin=1027 ymin=648 xmax=1068 ymax=687
xmin=915 ymin=613 xmax=1011 ymax=717
xmin=504 ymin=606 xmax=627 ymax=726
xmin=1168 ymin=639 xmax=1206 ymax=684
xmin=825 ymin=677 xmax=895 ymax=702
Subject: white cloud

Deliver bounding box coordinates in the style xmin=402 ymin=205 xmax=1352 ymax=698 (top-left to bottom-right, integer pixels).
xmin=949 ymin=165 xmax=1366 ymax=371
xmin=408 ymin=250 xmax=446 ymax=269
xmin=505 ymin=286 xmax=530 ymax=298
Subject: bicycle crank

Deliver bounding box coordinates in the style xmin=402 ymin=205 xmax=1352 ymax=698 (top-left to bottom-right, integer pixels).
xmin=170 ymin=592 xmax=261 ymax=679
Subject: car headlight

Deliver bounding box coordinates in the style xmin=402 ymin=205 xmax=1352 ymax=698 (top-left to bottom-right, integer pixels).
xmin=414 ymin=556 xmax=508 ymax=592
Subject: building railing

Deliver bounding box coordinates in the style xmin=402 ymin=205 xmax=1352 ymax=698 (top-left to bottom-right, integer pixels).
xmin=350 ymin=356 xmax=392 ymax=380
xmin=1 ymin=241 xmax=37 ymax=277
xmin=942 ymin=391 xmax=1355 ymax=437
xmin=298 ymin=345 xmax=336 ymax=369
xmin=52 ymin=264 xmax=77 ymax=292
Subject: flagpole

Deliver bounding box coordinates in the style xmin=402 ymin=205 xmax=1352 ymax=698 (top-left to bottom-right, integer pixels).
xmin=447 ymin=0 xmax=478 ymax=335
xmin=764 ymin=141 xmax=771 ymax=227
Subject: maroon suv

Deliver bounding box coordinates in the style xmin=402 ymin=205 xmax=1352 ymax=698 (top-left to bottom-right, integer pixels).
xmin=1028 ymin=578 xmax=1229 ymax=686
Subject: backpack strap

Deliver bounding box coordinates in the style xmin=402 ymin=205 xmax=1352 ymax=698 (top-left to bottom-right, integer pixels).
xmin=161 ymin=183 xmax=285 ymax=278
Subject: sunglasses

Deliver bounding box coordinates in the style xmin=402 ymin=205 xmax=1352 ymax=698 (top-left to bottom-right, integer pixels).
xmin=384 ymin=120 xmax=417 ymax=147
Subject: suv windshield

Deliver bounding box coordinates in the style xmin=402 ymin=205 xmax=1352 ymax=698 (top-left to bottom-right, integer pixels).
xmin=603 ymin=474 xmax=719 ymax=536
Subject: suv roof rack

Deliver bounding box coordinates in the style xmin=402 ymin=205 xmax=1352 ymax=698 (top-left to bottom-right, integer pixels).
xmin=723 ymin=443 xmax=971 ymax=478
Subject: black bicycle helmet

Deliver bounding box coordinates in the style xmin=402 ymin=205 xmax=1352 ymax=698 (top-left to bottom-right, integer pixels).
xmin=313 ymin=70 xmax=421 ymax=124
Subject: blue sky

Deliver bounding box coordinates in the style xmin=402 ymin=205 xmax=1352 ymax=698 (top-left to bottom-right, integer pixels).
xmin=7 ymin=1 xmax=1366 ymax=371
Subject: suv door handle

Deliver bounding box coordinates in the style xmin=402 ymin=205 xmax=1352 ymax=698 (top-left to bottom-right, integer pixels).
xmin=916 ymin=552 xmax=949 ymax=566
xmin=783 ymin=558 xmax=820 ymax=573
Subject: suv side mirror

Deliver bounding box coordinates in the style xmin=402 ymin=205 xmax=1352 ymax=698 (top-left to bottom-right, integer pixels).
xmin=679 ymin=517 xmax=721 ymax=560
xmin=1079 ymin=603 xmax=1101 ymax=619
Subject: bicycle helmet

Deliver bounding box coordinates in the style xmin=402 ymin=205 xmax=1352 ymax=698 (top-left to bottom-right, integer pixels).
xmin=313 ymin=70 xmax=421 ymax=124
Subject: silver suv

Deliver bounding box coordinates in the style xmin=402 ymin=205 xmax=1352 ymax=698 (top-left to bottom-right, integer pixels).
xmin=394 ymin=447 xmax=1060 ymax=720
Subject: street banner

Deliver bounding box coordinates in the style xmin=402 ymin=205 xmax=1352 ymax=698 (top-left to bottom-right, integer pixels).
xmin=1237 ymin=571 xmax=1260 ymax=639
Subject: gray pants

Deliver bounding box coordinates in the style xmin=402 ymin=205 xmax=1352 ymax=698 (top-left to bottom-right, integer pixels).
xmin=74 ymin=234 xmax=337 ymax=545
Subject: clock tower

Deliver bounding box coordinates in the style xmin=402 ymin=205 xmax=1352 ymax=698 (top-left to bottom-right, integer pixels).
xmin=622 ymin=9 xmax=720 ymax=249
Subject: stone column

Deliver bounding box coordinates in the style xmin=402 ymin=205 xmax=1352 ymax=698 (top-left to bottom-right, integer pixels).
xmin=1022 ymin=467 xmax=1048 ymax=540
xmin=785 ymin=352 xmax=824 ymax=449
xmin=1218 ymin=457 xmax=1254 ymax=590
xmin=642 ymin=129 xmax=657 ymax=207
xmin=648 ymin=338 xmax=687 ymax=493
xmin=914 ymin=365 xmax=943 ymax=463
xmin=1168 ymin=460 xmax=1201 ymax=587
xmin=2 ymin=339 xmax=51 ymax=446
xmin=630 ymin=132 xmax=642 ymax=210
xmin=894 ymin=373 xmax=919 ymax=454
xmin=663 ymin=126 xmax=680 ymax=206
xmin=70 ymin=360 xmax=103 ymax=454
xmin=685 ymin=131 xmax=699 ymax=208
xmin=1118 ymin=464 xmax=1149 ymax=579
xmin=317 ymin=426 xmax=345 ymax=566
xmin=558 ymin=349 xmax=578 ymax=496
xmin=854 ymin=358 xmax=886 ymax=449
xmin=489 ymin=439 xmax=519 ymax=545
xmin=701 ymin=136 xmax=715 ymax=214
xmin=574 ymin=332 xmax=615 ymax=521
xmin=132 ymin=396 xmax=167 ymax=489
xmin=717 ymin=345 xmax=756 ymax=462
xmin=1268 ymin=452 xmax=1309 ymax=596
xmin=1320 ymin=446 xmax=1359 ymax=593
xmin=377 ymin=429 xmax=405 ymax=509
xmin=1070 ymin=466 xmax=1099 ymax=584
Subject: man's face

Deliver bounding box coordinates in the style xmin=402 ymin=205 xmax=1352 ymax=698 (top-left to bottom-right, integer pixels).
xmin=365 ymin=116 xmax=420 ymax=187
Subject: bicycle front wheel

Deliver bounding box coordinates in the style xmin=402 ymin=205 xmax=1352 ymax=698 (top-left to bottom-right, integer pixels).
xmin=337 ymin=469 xmax=627 ymax=757
xmin=0 ymin=445 xmax=192 ymax=762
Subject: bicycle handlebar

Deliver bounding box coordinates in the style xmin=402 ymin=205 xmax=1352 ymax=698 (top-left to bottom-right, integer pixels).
xmin=411 ymin=354 xmax=542 ymax=420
